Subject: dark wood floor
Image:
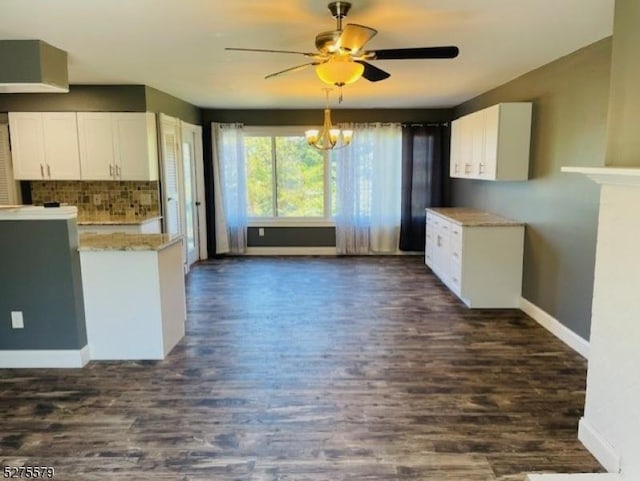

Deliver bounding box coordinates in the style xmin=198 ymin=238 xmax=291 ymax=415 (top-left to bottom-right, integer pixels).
xmin=1 ymin=256 xmax=603 ymax=480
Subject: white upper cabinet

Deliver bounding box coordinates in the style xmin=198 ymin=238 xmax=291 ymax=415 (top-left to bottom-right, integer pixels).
xmin=77 ymin=112 xmax=115 ymax=180
xmin=450 ymin=102 xmax=532 ymax=181
xmin=9 ymin=112 xmax=81 ymax=180
xmin=77 ymin=112 xmax=159 ymax=181
xmin=112 ymin=113 xmax=159 ymax=181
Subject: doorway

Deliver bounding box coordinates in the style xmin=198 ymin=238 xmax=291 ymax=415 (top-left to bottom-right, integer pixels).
xmin=181 ymin=122 xmax=205 ymax=267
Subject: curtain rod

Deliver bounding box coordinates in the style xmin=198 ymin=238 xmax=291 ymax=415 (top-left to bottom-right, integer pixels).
xmin=402 ymin=122 xmax=449 ymax=127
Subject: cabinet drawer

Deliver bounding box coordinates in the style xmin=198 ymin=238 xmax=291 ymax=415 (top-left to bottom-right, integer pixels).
xmin=426 ymin=212 xmax=439 ymax=228
xmin=450 ymin=224 xmax=463 ymax=261
xmin=448 ymin=261 xmax=462 ymax=295
xmin=451 ymin=224 xmax=463 ymax=248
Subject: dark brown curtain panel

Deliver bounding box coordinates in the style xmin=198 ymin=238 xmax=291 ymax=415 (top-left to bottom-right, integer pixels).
xmin=399 ymin=123 xmax=449 ymax=252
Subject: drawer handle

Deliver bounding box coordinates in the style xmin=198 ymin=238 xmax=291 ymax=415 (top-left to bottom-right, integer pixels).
xmin=46 ymin=164 xmax=51 ymax=178
xmin=109 ymin=164 xmax=114 ymax=177
xmin=40 ymin=164 xmax=44 ymax=179
xmin=116 ymin=165 xmax=121 ymax=177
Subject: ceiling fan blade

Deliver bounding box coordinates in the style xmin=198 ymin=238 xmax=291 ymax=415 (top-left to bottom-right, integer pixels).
xmin=356 ymin=61 xmax=390 ymax=82
xmin=336 ymin=23 xmax=378 ymax=54
xmin=226 ymin=47 xmax=317 ymax=57
xmin=371 ymin=46 xmax=459 ymax=60
xmin=264 ymin=62 xmax=318 ymax=79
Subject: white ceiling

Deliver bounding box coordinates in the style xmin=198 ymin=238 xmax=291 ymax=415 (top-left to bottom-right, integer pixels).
xmin=0 ymin=0 xmax=614 ymax=110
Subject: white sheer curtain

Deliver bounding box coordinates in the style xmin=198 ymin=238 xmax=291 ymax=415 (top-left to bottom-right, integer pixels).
xmin=212 ymin=123 xmax=247 ymax=254
xmin=334 ymin=122 xmax=402 ymax=254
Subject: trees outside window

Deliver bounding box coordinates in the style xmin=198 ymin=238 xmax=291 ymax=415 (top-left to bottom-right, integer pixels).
xmin=245 ymin=128 xmax=333 ymax=220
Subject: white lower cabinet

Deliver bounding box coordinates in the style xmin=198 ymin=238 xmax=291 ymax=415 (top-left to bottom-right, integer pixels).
xmin=425 ymin=208 xmax=524 ymax=308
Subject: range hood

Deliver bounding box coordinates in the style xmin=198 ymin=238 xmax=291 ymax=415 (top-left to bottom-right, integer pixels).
xmin=0 ymin=40 xmax=69 ymax=93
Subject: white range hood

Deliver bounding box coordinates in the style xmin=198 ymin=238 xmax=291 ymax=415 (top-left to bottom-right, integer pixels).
xmin=0 ymin=40 xmax=69 ymax=93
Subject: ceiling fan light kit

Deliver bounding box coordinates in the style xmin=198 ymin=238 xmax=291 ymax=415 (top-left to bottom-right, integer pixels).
xmin=226 ymin=1 xmax=460 ymax=86
xmin=305 ymin=88 xmax=353 ymax=151
xmin=315 ymin=55 xmax=364 ymax=86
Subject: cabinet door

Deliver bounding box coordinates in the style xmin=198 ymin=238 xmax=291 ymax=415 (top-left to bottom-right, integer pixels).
xmin=425 ymin=213 xmax=437 ymax=267
xmin=42 ymin=113 xmax=81 ymax=180
xmin=470 ymin=110 xmax=486 ymax=178
xmin=78 ymin=113 xmax=116 ymax=180
xmin=8 ymin=112 xmax=46 ymax=180
xmin=434 ymin=219 xmax=451 ymax=282
xmin=458 ymin=115 xmax=474 ymax=177
xmin=481 ymin=105 xmax=500 ymax=180
xmin=112 ymin=113 xmax=159 ymax=181
xmin=449 ymin=118 xmax=463 ymax=178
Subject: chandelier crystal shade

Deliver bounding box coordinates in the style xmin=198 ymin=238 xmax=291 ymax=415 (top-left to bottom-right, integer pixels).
xmin=305 ymin=89 xmax=353 ymax=150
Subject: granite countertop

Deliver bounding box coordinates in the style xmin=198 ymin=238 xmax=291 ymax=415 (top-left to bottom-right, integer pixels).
xmin=77 ymin=214 xmax=162 ymax=226
xmin=426 ymin=207 xmax=524 ymax=227
xmin=78 ymin=233 xmax=183 ymax=251
xmin=0 ymin=205 xmax=78 ymax=220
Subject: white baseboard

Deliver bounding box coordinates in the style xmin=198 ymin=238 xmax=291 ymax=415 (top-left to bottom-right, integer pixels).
xmin=527 ymin=474 xmax=621 ymax=480
xmin=519 ymin=297 xmax=590 ymax=358
xmin=243 ymin=247 xmax=422 ymax=256
xmin=578 ymin=418 xmax=621 ymax=474
xmin=0 ymin=345 xmax=90 ymax=368
xmin=244 ymin=247 xmax=337 ymax=256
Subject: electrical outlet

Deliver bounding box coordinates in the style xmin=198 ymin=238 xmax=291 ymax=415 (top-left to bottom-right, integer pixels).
xmin=258 ymin=228 xmax=265 ymax=237
xmin=11 ymin=311 xmax=24 ymax=329
xmin=93 ymin=194 xmax=102 ymax=205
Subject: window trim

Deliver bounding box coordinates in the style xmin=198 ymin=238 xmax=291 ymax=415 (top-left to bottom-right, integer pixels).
xmin=244 ymin=125 xmax=334 ymax=224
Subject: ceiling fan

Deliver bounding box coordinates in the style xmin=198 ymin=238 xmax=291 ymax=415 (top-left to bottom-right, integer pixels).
xmin=226 ymin=1 xmax=459 ymax=88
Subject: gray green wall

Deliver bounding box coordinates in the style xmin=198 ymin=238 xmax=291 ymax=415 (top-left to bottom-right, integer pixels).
xmin=450 ymin=38 xmax=612 ymax=340
xmin=0 ymin=219 xmax=87 ymax=350
xmin=204 ymin=109 xmax=453 ymax=126
xmin=605 ymin=0 xmax=640 ymax=166
xmin=247 ymin=226 xmax=336 ymax=248
xmin=0 ymin=85 xmax=147 ymax=112
xmin=144 ymin=86 xmax=201 ymax=125
xmin=0 ymin=85 xmax=201 ymax=123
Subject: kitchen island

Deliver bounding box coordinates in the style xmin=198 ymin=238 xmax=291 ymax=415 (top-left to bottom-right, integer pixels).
xmin=79 ymin=232 xmax=185 ymax=360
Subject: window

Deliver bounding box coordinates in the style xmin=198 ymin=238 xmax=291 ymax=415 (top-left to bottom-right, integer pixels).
xmin=244 ymin=127 xmax=334 ymax=220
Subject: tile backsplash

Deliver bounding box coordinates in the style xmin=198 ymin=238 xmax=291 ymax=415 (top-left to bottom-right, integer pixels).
xmin=30 ymin=181 xmax=161 ymax=217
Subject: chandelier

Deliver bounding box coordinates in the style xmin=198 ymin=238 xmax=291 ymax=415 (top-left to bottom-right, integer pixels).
xmin=305 ymin=88 xmax=353 ymax=150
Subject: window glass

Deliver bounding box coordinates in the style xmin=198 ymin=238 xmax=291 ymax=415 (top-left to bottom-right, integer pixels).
xmin=245 ymin=136 xmax=274 ymax=217
xmin=244 ymin=130 xmax=329 ymax=219
xmin=275 ymin=136 xmax=324 ymax=217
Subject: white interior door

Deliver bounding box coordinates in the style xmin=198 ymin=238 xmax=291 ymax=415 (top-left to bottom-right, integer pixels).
xmin=0 ymin=124 xmax=20 ymax=205
xmin=159 ymin=114 xmax=183 ymax=247
xmin=181 ymin=123 xmax=199 ymax=267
